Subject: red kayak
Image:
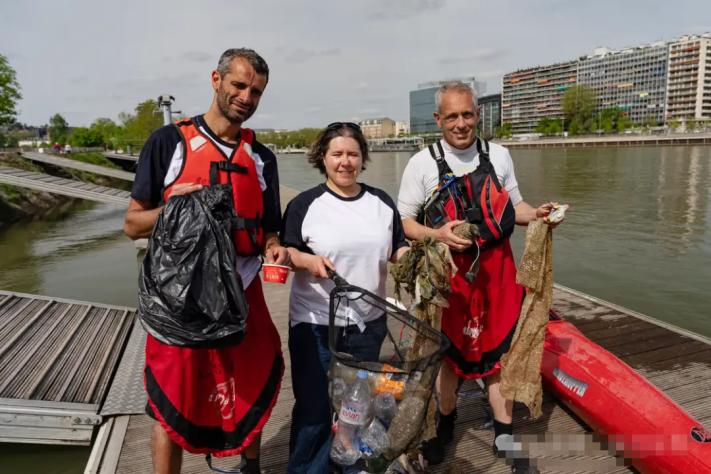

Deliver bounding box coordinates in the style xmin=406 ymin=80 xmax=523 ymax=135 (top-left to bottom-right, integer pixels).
xmin=541 ymin=312 xmax=711 ymax=473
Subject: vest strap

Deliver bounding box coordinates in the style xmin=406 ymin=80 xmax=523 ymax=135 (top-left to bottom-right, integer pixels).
xmin=209 ymin=161 xmax=248 ymax=186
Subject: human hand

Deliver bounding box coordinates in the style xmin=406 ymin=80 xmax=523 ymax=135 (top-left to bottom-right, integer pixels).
xmin=435 ymin=220 xmax=473 ymax=252
xmin=543 ymin=203 xmax=569 ymax=228
xmin=535 ymin=202 xmax=556 ymax=219
xmin=167 ymin=182 xmax=203 ymax=198
xmin=304 ymin=254 xmax=335 ymax=279
xmin=265 ymin=245 xmax=290 ymax=265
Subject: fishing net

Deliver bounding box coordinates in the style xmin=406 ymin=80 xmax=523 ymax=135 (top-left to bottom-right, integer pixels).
xmin=327 ymin=271 xmax=449 ymax=468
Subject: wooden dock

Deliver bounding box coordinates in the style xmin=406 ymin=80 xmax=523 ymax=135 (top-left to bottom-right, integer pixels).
xmin=84 ymin=280 xmax=711 ymax=474
xmin=0 ymin=290 xmax=136 ymax=445
xmin=21 ymin=152 xmax=135 ymax=182
xmin=0 ymin=167 xmax=130 ymax=205
xmin=103 ymin=153 xmax=139 ymax=163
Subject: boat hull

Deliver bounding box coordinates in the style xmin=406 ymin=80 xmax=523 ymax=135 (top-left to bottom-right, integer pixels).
xmin=541 ymin=318 xmax=711 ymax=473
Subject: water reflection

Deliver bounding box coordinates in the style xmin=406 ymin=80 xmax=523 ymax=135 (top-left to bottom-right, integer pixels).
xmin=656 ymin=147 xmax=709 ymax=252
xmin=277 ymin=146 xmax=711 ymax=338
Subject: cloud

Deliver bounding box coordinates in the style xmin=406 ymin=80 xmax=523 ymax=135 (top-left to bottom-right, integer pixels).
xmin=367 ymin=0 xmax=446 ymax=21
xmin=437 ymin=48 xmax=505 ymax=65
xmin=284 ymin=48 xmax=341 ymax=63
xmin=162 ymin=51 xmax=213 ymax=63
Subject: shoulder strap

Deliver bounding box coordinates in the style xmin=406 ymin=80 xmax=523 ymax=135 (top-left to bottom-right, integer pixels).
xmin=475 ymin=138 xmax=503 ymax=191
xmin=428 ymin=141 xmax=452 ymax=181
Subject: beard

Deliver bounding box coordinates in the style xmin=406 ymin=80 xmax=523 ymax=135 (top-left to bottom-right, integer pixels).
xmin=216 ymin=87 xmax=254 ymax=124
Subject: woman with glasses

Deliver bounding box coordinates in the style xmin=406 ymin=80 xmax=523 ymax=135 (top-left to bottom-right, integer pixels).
xmin=280 ymin=122 xmax=409 ymax=473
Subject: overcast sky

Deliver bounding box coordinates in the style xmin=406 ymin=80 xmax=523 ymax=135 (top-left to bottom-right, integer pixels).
xmin=2 ymin=0 xmax=710 ymax=129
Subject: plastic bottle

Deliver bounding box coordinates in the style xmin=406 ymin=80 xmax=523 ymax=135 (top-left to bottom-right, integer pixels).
xmin=331 ymin=370 xmax=374 ymax=466
xmin=358 ymin=418 xmax=390 ymax=457
xmin=330 ymin=377 xmax=347 ymax=412
xmin=374 ymin=392 xmax=398 ymax=427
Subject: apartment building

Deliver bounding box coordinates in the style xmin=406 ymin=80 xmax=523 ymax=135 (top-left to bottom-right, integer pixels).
xmin=478 ymin=93 xmax=501 ymax=138
xmin=358 ymin=117 xmax=396 ymax=139
xmin=395 ymin=121 xmax=410 ymax=137
xmin=578 ymin=43 xmax=668 ymax=125
xmin=666 ymin=34 xmax=711 ymax=122
xmin=502 ymin=61 xmax=577 ymax=134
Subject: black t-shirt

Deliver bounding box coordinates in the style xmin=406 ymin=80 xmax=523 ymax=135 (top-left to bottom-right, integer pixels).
xmin=130 ymin=115 xmax=281 ymax=233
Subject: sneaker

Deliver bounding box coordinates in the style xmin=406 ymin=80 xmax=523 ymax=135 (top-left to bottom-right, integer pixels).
xmin=493 ymin=434 xmax=539 ymax=474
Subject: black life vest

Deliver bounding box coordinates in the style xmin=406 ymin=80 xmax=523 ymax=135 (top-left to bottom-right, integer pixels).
xmin=419 ymin=139 xmax=516 ymax=249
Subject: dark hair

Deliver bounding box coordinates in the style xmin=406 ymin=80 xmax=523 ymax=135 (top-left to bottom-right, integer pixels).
xmin=307 ymin=123 xmax=370 ymax=175
xmin=217 ymin=48 xmax=269 ymax=82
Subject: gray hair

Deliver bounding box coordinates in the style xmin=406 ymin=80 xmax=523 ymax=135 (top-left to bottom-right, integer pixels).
xmin=217 ymin=48 xmax=269 ymax=82
xmin=435 ymin=81 xmax=478 ymax=112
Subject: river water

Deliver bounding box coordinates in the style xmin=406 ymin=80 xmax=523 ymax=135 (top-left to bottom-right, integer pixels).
xmin=1 ymin=145 xmax=710 ymax=472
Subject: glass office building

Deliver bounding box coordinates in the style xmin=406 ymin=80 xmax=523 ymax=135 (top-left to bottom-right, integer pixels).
xmin=478 ymin=93 xmax=501 ymax=138
xmin=410 ymin=86 xmax=439 ymax=134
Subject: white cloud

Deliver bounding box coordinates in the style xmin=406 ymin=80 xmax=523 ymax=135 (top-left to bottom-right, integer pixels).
xmin=2 ymin=0 xmax=710 ymax=128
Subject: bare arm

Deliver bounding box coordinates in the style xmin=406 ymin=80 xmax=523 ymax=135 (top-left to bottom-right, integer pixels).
xmin=123 ymin=199 xmax=161 ymax=240
xmin=401 ymin=217 xmax=473 ymax=252
xmin=514 ymin=201 xmax=555 ymax=226
xmin=287 ymin=247 xmax=334 ymax=279
xmin=263 ymin=232 xmax=289 ymax=265
xmin=123 ymin=182 xmax=203 ymax=240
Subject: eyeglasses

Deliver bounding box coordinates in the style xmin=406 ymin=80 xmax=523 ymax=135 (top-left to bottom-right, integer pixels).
xmin=326 ymin=121 xmax=361 ymax=131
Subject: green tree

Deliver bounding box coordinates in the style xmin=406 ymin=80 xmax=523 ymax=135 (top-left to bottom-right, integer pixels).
xmin=668 ymin=118 xmax=680 ymax=131
xmin=119 ymin=99 xmax=164 ymax=149
xmin=0 ymin=54 xmax=22 ymax=125
xmin=561 ymin=85 xmax=597 ymax=135
xmin=48 ymin=113 xmax=69 ymax=144
xmin=535 ymin=118 xmax=562 ymax=136
xmin=496 ymin=123 xmax=513 ymax=139
xmin=89 ymin=117 xmax=120 ymax=148
xmin=596 ymin=108 xmax=630 ymax=134
xmin=71 ymin=127 xmax=104 ymax=147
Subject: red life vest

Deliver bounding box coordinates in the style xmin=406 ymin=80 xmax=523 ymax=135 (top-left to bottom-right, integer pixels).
xmin=164 ymin=119 xmax=265 ymax=256
xmin=419 ymin=139 xmax=516 ymax=249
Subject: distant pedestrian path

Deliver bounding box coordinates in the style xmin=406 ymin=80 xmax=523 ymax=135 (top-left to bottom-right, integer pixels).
xmin=21 ymin=152 xmax=135 ymax=181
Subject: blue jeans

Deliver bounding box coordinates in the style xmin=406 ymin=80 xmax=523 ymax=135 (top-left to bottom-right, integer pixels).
xmin=287 ymin=317 xmax=386 ymax=474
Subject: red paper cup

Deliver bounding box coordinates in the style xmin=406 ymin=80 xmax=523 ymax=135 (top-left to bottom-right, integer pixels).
xmin=262 ymin=263 xmax=290 ymax=284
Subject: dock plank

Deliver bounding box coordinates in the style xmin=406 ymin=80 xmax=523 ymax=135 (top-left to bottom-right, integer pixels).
xmin=0 ymin=291 xmax=136 ymax=445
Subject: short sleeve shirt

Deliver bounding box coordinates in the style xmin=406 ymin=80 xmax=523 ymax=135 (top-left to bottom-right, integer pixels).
xmin=281 ymin=183 xmax=408 ymax=326
xmin=131 ymin=115 xmax=281 ymax=288
xmin=397 ymin=138 xmax=522 ymax=219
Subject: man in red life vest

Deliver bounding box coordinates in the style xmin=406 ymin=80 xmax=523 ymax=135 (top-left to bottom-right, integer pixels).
xmin=124 ymin=48 xmax=286 ymax=474
xmin=397 ymin=81 xmax=556 ymax=472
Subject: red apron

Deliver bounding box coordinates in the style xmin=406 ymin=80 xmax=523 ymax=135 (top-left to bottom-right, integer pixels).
xmin=145 ymin=279 xmax=284 ymax=456
xmin=441 ymin=241 xmax=524 ymax=379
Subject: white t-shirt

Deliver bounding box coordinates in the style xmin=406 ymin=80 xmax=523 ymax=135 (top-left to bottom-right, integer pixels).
xmin=281 ymin=184 xmax=408 ymax=326
xmin=397 ymin=138 xmax=522 ymax=219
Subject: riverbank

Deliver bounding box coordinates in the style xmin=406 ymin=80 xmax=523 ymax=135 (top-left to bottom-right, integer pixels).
xmin=0 ymin=152 xmax=130 ymax=226
xmin=496 ymin=131 xmax=711 ymax=148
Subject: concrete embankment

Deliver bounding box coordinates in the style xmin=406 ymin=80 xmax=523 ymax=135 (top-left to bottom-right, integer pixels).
xmin=496 ymin=132 xmax=711 ymax=149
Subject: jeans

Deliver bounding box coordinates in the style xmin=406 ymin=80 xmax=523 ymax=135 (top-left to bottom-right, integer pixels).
xmin=287 ymin=317 xmax=386 ymax=474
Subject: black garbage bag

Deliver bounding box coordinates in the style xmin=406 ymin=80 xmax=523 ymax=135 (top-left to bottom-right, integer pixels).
xmin=138 ymin=184 xmax=249 ymax=348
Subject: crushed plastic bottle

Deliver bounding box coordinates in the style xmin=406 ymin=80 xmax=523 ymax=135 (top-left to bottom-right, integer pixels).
xmin=331 ymin=370 xmax=374 ymax=466
xmin=385 ymin=395 xmax=426 ymax=457
xmin=374 ymin=392 xmax=398 ymax=427
xmin=358 ymin=417 xmax=390 ymax=457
